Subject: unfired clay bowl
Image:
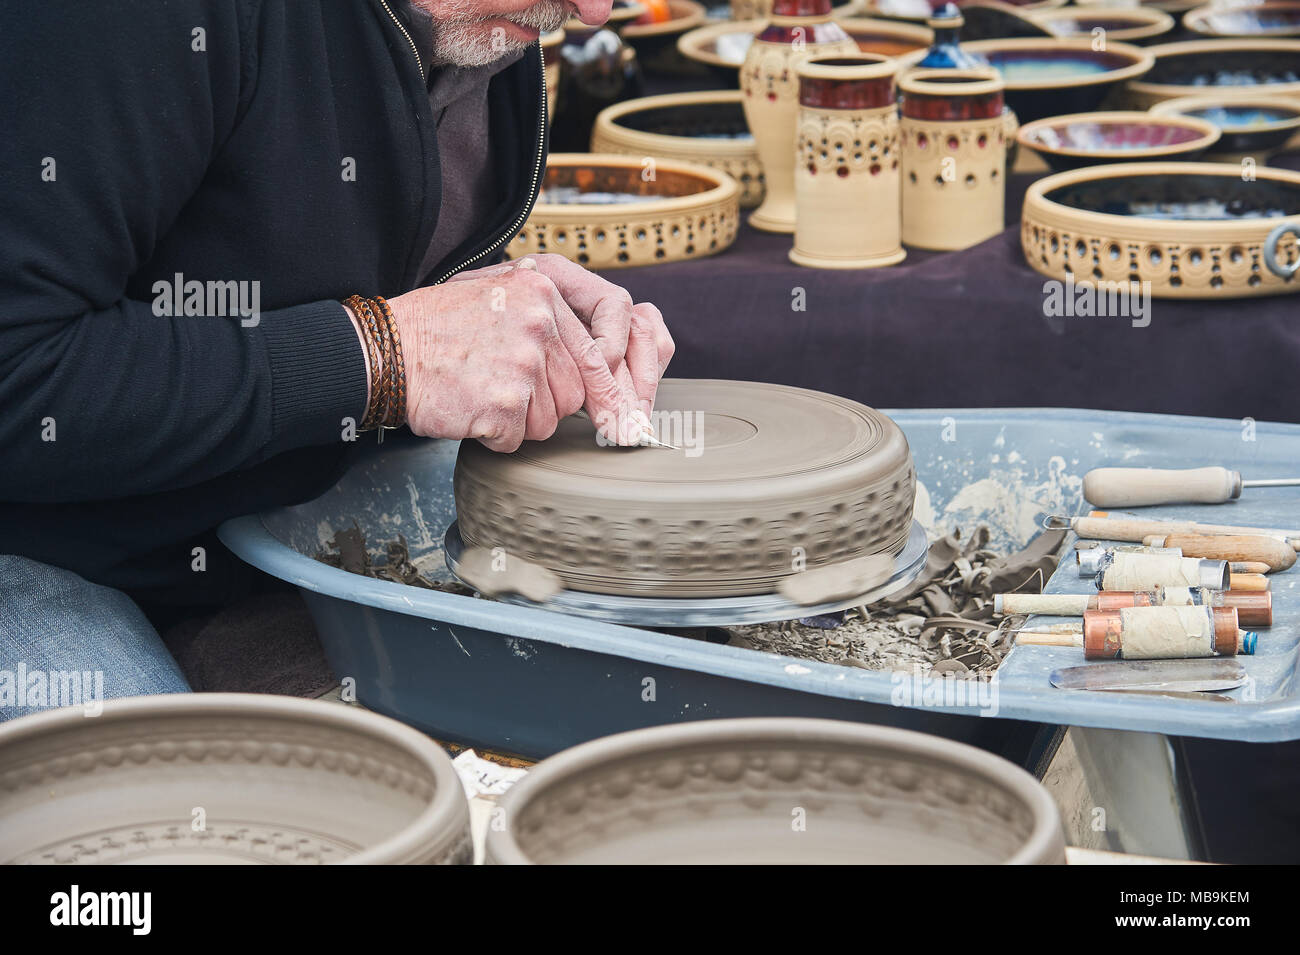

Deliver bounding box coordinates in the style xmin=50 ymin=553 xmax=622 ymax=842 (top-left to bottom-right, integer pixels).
xmin=1126 ymin=38 xmax=1300 ymax=108
xmin=508 ymin=154 xmax=740 ymax=268
xmin=484 ymin=718 xmax=1068 ymax=864
xmin=1031 ymin=7 xmax=1176 ymax=44
xmin=1021 ymin=161 xmax=1300 ymax=298
xmin=0 ymin=693 xmax=472 ymax=864
xmin=591 ymin=91 xmax=765 ymax=207
xmin=1184 ymin=1 xmax=1300 ymax=39
xmin=1150 ymin=94 xmax=1300 ymax=151
xmin=1017 ymin=110 xmax=1221 ymax=170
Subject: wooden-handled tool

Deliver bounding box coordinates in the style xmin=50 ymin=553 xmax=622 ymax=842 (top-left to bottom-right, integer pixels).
xmin=1083 ymin=466 xmax=1300 ymax=508
xmin=1142 ymin=534 xmax=1296 ymax=572
xmin=1046 ymin=513 xmax=1300 ymax=552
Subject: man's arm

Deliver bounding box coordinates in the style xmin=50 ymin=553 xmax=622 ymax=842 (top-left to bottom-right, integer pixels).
xmin=0 ymin=1 xmax=367 ymax=503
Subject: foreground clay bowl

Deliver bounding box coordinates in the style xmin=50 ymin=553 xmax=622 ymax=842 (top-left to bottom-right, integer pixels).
xmin=1031 ymin=7 xmax=1176 ymax=44
xmin=954 ymin=37 xmax=1155 ymax=123
xmin=1021 ymin=161 xmax=1300 ymax=299
xmin=592 ymin=91 xmax=764 ymax=207
xmin=0 ymin=694 xmax=472 ymax=864
xmin=1126 ymin=38 xmax=1300 ymax=107
xmin=1017 ymin=110 xmax=1221 ymax=170
xmin=1150 ymin=94 xmax=1300 ymax=151
xmin=1184 ymin=1 xmax=1300 ymax=39
xmin=485 ymin=718 xmax=1068 ymax=864
xmin=508 ymin=154 xmax=740 ymax=268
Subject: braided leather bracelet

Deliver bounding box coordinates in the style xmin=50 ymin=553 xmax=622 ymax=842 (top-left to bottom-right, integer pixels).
xmin=344 ymin=294 xmax=407 ymax=433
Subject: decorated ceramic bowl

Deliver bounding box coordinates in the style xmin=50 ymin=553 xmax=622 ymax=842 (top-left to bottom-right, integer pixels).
xmin=947 ymin=37 xmax=1155 ymax=123
xmin=1127 ymin=39 xmax=1300 ymax=107
xmin=1076 ymin=0 xmax=1202 ymax=13
xmin=592 ymin=91 xmax=764 ymax=207
xmin=621 ymin=0 xmax=708 ymax=73
xmin=1031 ymin=7 xmax=1177 ymax=44
xmin=1017 ymin=111 xmax=1221 ymax=170
xmin=1150 ymin=94 xmax=1300 ymax=151
xmin=1021 ymin=161 xmax=1300 ymax=298
xmin=866 ymin=0 xmax=1065 ymax=23
xmin=509 ymin=153 xmax=740 ymax=268
xmin=1184 ymin=2 xmax=1300 ymax=39
xmin=677 ymin=17 xmax=931 ymax=82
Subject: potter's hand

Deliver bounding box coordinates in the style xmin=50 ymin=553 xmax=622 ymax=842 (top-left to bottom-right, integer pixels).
xmin=517 ymin=253 xmax=674 ymax=418
xmin=380 ymin=260 xmax=648 ymax=452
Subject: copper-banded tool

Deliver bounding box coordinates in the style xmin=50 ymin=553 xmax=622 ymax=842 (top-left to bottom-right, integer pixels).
xmin=993 ymin=588 xmax=1271 ymax=627
xmin=1072 ymin=540 xmax=1270 ymax=574
xmin=1082 ymin=606 xmax=1255 ymax=660
xmin=1045 ymin=513 xmax=1300 ymax=553
xmin=1076 ymin=549 xmax=1229 ymax=591
xmin=1141 ymin=534 xmax=1296 ymax=573
xmin=1083 ymin=466 xmax=1300 ymax=508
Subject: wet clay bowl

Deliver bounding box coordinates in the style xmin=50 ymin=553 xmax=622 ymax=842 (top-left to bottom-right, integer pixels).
xmin=1184 ymin=2 xmax=1300 ymax=39
xmin=953 ymin=37 xmax=1155 ymax=123
xmin=621 ymin=0 xmax=709 ymax=73
xmin=1017 ymin=110 xmax=1221 ymax=170
xmin=1030 ymin=7 xmax=1177 ymax=44
xmin=1126 ymin=39 xmax=1300 ymax=108
xmin=507 ymin=154 xmax=740 ymax=268
xmin=591 ymin=91 xmax=764 ymax=207
xmin=452 ymin=378 xmax=916 ymax=598
xmin=676 ymin=17 xmax=931 ymax=83
xmin=865 ymin=0 xmax=1065 ymax=23
xmin=1021 ymin=161 xmax=1300 ymax=298
xmin=484 ymin=718 xmax=1068 ymax=864
xmin=0 ymin=694 xmax=472 ymax=864
xmin=1150 ymin=94 xmax=1300 ymax=151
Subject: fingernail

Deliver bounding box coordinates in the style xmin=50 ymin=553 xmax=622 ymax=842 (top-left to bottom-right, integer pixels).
xmin=514 ymin=257 xmax=538 ymax=271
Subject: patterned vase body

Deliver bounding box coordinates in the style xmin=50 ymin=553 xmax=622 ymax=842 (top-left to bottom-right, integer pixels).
xmin=791 ymin=55 xmax=905 ymax=268
xmin=899 ymin=68 xmax=1006 ymax=252
xmin=741 ymin=0 xmax=857 ymax=233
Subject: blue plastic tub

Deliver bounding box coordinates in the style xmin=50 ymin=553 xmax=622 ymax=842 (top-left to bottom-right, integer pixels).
xmin=220 ymin=408 xmax=1300 ymax=759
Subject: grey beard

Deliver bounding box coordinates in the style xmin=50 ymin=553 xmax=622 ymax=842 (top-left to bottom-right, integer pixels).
xmin=432 ymin=1 xmax=572 ymax=68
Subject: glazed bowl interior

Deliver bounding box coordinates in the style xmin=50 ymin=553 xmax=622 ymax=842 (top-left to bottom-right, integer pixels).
xmin=1033 ymin=9 xmax=1175 ymax=42
xmin=678 ymin=17 xmax=929 ymax=71
xmin=1185 ymin=2 xmax=1300 ymax=38
xmin=612 ymin=99 xmax=752 ymax=140
xmin=1144 ymin=42 xmax=1300 ymax=88
xmin=870 ymin=0 xmax=1064 ymax=21
xmin=539 ymin=162 xmax=718 ymax=204
xmin=1043 ymin=170 xmax=1300 ymax=219
xmin=975 ymin=44 xmax=1148 ymax=85
xmin=1021 ymin=113 xmax=1219 ymax=155
xmin=1177 ymin=101 xmax=1300 ymax=129
xmin=0 ymin=694 xmax=467 ymax=865
xmin=491 ymin=720 xmax=1065 ymax=865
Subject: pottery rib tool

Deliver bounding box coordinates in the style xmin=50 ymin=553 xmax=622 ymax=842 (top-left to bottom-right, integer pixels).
xmin=1049 ymin=658 xmax=1248 ymax=694
xmin=1083 ymin=466 xmax=1300 ymax=508
xmin=1045 ymin=512 xmax=1300 ymax=552
xmin=994 ymin=588 xmax=1272 ymax=627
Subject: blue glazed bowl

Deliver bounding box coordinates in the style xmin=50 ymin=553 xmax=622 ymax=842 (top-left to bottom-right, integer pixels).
xmin=1129 ymin=38 xmax=1300 ymax=106
xmin=1018 ymin=111 xmax=1221 ymax=170
xmin=1185 ymin=1 xmax=1300 ymax=39
xmin=1151 ymin=94 xmax=1300 ymax=151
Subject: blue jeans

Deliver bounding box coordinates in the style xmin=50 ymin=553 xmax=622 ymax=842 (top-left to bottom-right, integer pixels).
xmin=0 ymin=555 xmax=190 ymax=722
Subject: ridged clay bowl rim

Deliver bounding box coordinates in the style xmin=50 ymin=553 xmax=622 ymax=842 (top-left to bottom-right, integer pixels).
xmin=526 ymin=152 xmax=740 ymax=222
xmin=484 ymin=717 xmax=1067 ymax=865
xmin=1149 ymin=93 xmax=1300 ymax=135
xmin=592 ymin=90 xmax=756 ymax=161
xmin=1017 ymin=110 xmax=1222 ymax=161
xmin=0 ymin=693 xmax=471 ymax=865
xmin=1183 ymin=1 xmax=1300 ymax=39
xmin=1029 ymin=6 xmax=1177 ymax=43
xmin=1128 ymin=38 xmax=1300 ymax=102
xmin=951 ymin=37 xmax=1156 ymax=91
xmin=622 ymin=0 xmax=707 ymax=39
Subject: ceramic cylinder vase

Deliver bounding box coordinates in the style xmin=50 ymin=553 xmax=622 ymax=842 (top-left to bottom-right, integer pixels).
xmin=741 ymin=0 xmax=858 ymax=233
xmin=791 ymin=56 xmax=905 ymax=269
xmin=899 ymin=68 xmax=1006 ymax=252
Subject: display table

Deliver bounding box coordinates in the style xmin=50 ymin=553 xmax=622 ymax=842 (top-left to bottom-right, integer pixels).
xmin=604 ymin=153 xmax=1300 ymax=423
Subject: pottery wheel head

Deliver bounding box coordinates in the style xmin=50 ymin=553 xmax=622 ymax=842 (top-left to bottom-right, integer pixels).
xmin=453 ymin=379 xmax=916 ymax=598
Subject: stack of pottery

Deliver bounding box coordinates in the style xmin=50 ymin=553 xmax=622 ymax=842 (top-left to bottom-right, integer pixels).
xmin=899 ymin=68 xmax=1007 ymax=251
xmin=791 ymin=55 xmax=905 ymax=268
xmin=741 ymin=0 xmax=858 ymax=232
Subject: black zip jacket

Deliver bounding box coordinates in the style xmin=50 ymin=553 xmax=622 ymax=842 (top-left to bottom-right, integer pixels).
xmin=0 ymin=1 xmax=547 ymax=605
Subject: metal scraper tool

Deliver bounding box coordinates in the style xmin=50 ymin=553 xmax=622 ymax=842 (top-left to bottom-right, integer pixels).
xmin=1049 ymin=658 xmax=1248 ymax=694
xmin=573 ymin=409 xmax=679 ymax=450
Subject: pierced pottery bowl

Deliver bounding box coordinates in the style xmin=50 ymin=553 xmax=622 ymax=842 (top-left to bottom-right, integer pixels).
xmin=485 ymin=718 xmax=1068 ymax=864
xmin=1031 ymin=7 xmax=1177 ymax=44
xmin=1126 ymin=38 xmax=1300 ymax=107
xmin=954 ymin=37 xmax=1155 ymax=122
xmin=592 ymin=91 xmax=764 ymax=207
xmin=1017 ymin=110 xmax=1221 ymax=170
xmin=0 ymin=693 xmax=473 ymax=864
xmin=1184 ymin=2 xmax=1300 ymax=39
xmin=508 ymin=154 xmax=740 ymax=269
xmin=1150 ymin=94 xmax=1300 ymax=151
xmin=1021 ymin=161 xmax=1300 ymax=299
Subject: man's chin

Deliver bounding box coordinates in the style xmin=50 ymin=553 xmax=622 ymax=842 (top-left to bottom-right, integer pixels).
xmin=433 ymin=23 xmax=534 ymax=68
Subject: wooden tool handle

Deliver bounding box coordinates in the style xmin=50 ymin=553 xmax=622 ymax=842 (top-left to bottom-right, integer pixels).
xmin=1145 ymin=534 xmax=1296 ymax=572
xmin=1229 ymin=572 xmax=1270 ymax=592
xmin=1083 ymin=467 xmax=1239 ymax=507
xmin=1014 ymin=630 xmax=1082 ymax=647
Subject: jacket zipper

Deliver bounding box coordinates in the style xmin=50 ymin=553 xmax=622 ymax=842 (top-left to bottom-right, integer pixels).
xmin=378 ymin=0 xmax=426 ymax=83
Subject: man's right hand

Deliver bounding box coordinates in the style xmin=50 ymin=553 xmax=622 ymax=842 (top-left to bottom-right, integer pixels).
xmin=372 ymin=259 xmax=650 ymax=452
